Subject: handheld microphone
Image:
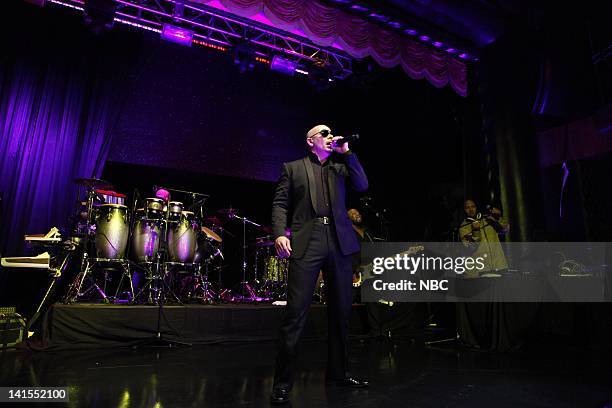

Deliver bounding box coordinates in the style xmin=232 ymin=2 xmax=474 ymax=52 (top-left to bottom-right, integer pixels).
xmin=334 ymin=133 xmax=360 ymax=145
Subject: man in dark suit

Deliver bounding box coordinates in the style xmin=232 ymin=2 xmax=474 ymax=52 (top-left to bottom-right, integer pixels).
xmin=270 ymin=124 xmax=369 ymax=404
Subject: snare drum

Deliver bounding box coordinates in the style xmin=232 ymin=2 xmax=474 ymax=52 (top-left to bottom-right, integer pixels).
xmin=95 ymin=204 xmax=129 ymax=259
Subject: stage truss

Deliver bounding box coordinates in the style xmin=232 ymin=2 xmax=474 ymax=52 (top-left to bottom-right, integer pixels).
xmin=47 ymin=0 xmax=353 ymax=79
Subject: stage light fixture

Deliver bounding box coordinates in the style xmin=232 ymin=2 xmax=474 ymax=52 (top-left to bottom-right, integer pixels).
xmin=368 ymin=12 xmax=389 ymax=23
xmin=173 ymin=1 xmax=185 ymax=19
xmin=161 ymin=23 xmax=194 ymax=46
xmin=270 ymin=55 xmax=297 ymax=76
xmin=350 ymin=4 xmax=369 ymax=13
xmin=83 ymin=0 xmax=116 ymax=33
xmin=233 ymin=41 xmax=257 ymax=73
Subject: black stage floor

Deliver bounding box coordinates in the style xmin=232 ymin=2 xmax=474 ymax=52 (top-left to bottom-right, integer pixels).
xmin=3 ymin=337 xmax=612 ymax=407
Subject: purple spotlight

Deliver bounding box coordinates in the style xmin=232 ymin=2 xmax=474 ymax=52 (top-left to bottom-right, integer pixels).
xmin=270 ymin=55 xmax=297 ymax=76
xmin=446 ymin=48 xmax=457 ymax=54
xmin=350 ymin=4 xmax=369 ymax=12
xmin=161 ymin=23 xmax=193 ymax=46
xmin=387 ymin=21 xmax=402 ymax=29
xmin=459 ymin=53 xmax=469 ymax=59
xmin=368 ymin=13 xmax=389 ymax=22
xmin=404 ymin=29 xmax=418 ymax=36
xmin=419 ymin=35 xmax=430 ymax=42
xmin=432 ymin=41 xmax=443 ymax=48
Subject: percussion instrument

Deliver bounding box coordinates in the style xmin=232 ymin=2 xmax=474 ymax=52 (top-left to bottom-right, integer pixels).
xmin=168 ymin=201 xmax=184 ymax=222
xmin=166 ymin=210 xmax=197 ymax=263
xmin=95 ymin=204 xmax=129 ymax=259
xmin=132 ymin=208 xmax=161 ymax=262
xmin=95 ymin=189 xmax=126 ymax=206
xmin=255 ymin=236 xmax=274 ymax=247
xmin=201 ymin=226 xmax=222 ymax=243
xmin=144 ymin=198 xmax=165 ymax=220
xmin=263 ymin=256 xmax=289 ymax=282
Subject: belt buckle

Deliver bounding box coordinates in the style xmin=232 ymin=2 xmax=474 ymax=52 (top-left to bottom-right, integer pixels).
xmin=322 ymin=216 xmax=330 ymax=225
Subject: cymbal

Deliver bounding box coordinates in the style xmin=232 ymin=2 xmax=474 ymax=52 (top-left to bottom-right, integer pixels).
xmin=201 ymin=226 xmax=222 ymax=243
xmin=74 ymin=177 xmax=113 ymax=190
xmin=217 ymin=207 xmax=239 ymax=216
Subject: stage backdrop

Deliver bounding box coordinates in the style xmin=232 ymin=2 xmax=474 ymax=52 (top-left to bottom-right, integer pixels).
xmin=108 ymin=36 xmax=312 ymax=182
xmin=0 ymin=5 xmax=137 ymax=256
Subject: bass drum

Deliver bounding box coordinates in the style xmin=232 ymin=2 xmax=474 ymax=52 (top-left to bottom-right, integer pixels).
xmin=95 ymin=204 xmax=129 ymax=259
xmin=132 ymin=209 xmax=162 ymax=262
xmin=166 ymin=211 xmax=197 ymax=263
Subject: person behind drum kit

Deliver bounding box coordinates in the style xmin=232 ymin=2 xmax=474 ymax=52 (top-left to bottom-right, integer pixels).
xmin=270 ymin=125 xmax=369 ymax=404
xmin=155 ymin=187 xmax=171 ymax=203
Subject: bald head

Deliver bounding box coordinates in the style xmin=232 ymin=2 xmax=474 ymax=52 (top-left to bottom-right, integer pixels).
xmin=347 ymin=208 xmax=362 ymax=225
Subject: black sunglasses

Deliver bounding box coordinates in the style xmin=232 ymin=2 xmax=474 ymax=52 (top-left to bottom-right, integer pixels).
xmin=317 ymin=129 xmax=331 ymax=137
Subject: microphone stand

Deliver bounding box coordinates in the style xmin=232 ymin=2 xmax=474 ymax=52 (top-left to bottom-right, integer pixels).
xmin=133 ymin=196 xmax=190 ymax=349
xmin=361 ymin=198 xmax=390 ymax=241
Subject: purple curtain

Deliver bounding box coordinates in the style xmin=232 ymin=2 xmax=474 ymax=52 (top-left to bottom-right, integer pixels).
xmin=0 ymin=10 xmax=134 ymax=257
xmin=197 ymin=0 xmax=468 ymax=96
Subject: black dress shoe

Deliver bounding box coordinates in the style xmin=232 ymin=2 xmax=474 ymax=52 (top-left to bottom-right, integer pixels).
xmin=327 ymin=377 xmax=369 ymax=388
xmin=270 ymin=387 xmax=290 ymax=404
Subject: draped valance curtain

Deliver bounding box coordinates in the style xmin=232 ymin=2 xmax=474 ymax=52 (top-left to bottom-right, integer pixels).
xmin=195 ymin=0 xmax=468 ymax=96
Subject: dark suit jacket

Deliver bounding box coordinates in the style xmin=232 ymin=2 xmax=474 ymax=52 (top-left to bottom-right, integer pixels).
xmin=272 ymin=152 xmax=368 ymax=259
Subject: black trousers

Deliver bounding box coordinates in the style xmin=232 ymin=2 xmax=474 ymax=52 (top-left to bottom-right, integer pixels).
xmin=273 ymin=220 xmax=353 ymax=390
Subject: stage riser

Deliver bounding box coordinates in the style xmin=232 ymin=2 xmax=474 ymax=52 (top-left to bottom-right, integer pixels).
xmin=27 ymin=304 xmax=367 ymax=350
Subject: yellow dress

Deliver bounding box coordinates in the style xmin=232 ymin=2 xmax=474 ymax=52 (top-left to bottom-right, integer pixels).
xmin=459 ymin=217 xmax=508 ymax=276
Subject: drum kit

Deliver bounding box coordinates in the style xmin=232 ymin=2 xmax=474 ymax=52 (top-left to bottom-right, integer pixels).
xmin=64 ymin=177 xmax=292 ymax=305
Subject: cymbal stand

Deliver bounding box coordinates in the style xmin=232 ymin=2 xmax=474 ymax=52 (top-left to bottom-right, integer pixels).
xmin=190 ymin=261 xmax=217 ymax=304
xmin=230 ymin=213 xmax=260 ymax=302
